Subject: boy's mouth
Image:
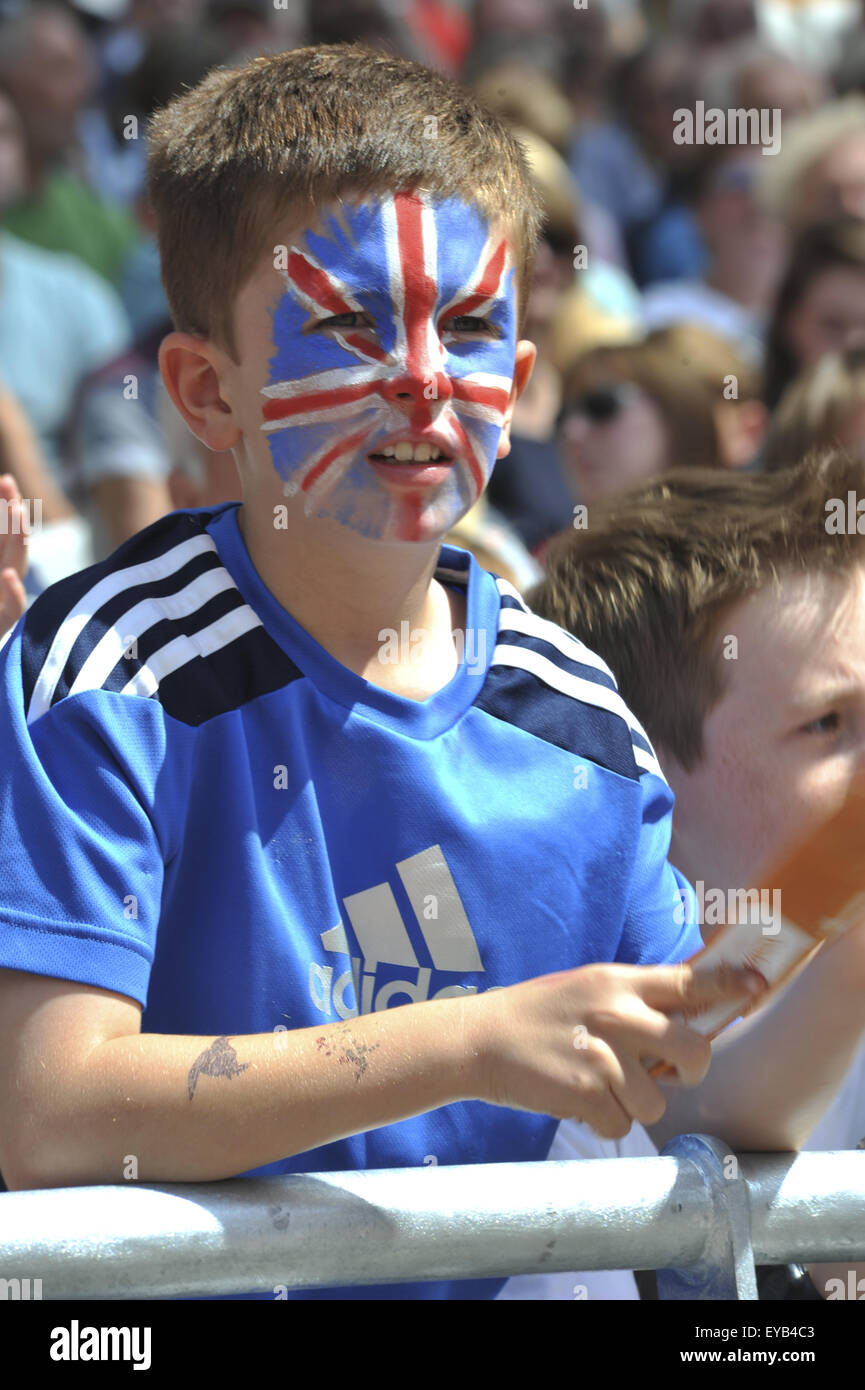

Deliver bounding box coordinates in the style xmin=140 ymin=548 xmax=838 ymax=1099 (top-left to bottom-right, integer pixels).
xmin=366 ymin=437 xmax=454 ymax=465
xmin=365 ymin=432 xmax=457 ymax=486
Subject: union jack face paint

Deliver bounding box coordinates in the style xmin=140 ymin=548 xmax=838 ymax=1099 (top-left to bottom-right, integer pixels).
xmin=261 ymin=189 xmax=518 ymax=542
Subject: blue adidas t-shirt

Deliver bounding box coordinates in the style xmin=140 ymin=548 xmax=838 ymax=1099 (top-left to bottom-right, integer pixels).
xmin=0 ymin=501 xmax=702 ymax=1299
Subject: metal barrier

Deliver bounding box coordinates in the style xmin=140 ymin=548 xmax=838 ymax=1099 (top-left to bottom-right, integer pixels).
xmin=1 ymin=1135 xmax=864 ymax=1300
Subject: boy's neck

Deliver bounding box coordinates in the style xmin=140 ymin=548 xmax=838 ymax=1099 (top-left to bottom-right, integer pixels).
xmin=236 ymin=500 xmax=468 ymax=698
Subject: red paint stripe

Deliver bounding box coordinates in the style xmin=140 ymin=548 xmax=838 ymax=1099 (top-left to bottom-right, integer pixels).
xmin=394 ymin=193 xmax=439 ymax=385
xmin=397 ymin=490 xmax=425 ymax=542
xmin=443 ymin=239 xmax=507 ymax=320
xmin=301 ymin=426 xmax=370 ymax=491
xmin=451 ymin=379 xmax=510 ymax=413
xmin=342 ymin=332 xmax=388 ymax=363
xmin=288 ymin=252 xmax=356 ymax=317
xmin=262 ymin=380 xmax=378 ymax=423
xmin=287 ymin=255 xmax=388 ymax=362
xmin=450 ymin=418 xmax=484 ymax=498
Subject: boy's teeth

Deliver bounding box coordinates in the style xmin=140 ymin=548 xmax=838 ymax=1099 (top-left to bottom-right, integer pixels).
xmin=380 ymin=442 xmax=443 ymax=462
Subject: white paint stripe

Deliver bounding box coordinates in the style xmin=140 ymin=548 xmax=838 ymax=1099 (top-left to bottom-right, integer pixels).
xmin=119 ymin=604 xmax=262 ymax=699
xmin=437 ymin=230 xmax=510 ymax=321
xmin=27 ymin=534 xmax=217 ymax=725
xmin=491 ymin=643 xmax=664 ymax=779
xmin=261 ymin=364 xmax=390 ymax=399
xmin=381 ymin=195 xmax=407 ymax=368
xmin=68 ymin=568 xmax=237 ymax=700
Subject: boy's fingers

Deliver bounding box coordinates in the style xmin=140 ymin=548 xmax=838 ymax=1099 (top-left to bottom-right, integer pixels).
xmin=0 ymin=502 xmax=27 ymax=578
xmin=637 ymin=960 xmax=767 ymax=1015
xmin=0 ymin=568 xmax=26 ymax=633
xmin=611 ymin=1056 xmax=668 ymax=1128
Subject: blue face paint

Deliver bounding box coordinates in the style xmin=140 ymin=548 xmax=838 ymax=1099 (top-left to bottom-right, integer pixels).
xmin=261 ymin=189 xmax=518 ymax=542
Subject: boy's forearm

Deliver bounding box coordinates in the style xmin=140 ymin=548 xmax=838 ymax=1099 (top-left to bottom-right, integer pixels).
xmin=648 ymin=939 xmax=865 ymax=1152
xmin=11 ymin=998 xmax=484 ymax=1189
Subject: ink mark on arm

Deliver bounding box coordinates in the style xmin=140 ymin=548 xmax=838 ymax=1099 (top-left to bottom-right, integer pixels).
xmin=187 ymin=1036 xmax=251 ymax=1101
xmin=337 ymin=1034 xmax=380 ymax=1082
xmin=315 ymin=1029 xmax=380 ymax=1080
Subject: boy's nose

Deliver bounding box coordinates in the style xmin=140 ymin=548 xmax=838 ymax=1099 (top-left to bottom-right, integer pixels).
xmin=379 ymin=368 xmax=454 ymax=411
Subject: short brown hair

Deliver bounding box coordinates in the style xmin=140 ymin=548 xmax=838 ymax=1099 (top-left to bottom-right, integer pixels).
xmin=764 ymin=345 xmax=865 ymax=470
xmin=147 ymin=42 xmax=543 ymax=356
xmin=528 ymin=452 xmax=865 ymax=769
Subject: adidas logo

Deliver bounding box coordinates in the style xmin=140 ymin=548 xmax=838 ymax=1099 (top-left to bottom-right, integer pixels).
xmin=309 ymin=844 xmax=486 ymax=1018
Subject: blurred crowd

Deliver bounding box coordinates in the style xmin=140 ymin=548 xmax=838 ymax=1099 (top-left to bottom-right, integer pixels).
xmin=1 ymin=0 xmax=865 ymax=607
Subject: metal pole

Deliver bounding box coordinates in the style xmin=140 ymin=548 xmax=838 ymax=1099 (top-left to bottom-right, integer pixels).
xmin=656 ymin=1134 xmax=758 ymax=1299
xmin=0 ymin=1146 xmax=863 ymax=1300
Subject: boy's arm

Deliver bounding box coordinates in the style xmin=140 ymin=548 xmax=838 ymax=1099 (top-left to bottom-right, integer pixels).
xmin=0 ymin=960 xmax=756 ymax=1191
xmin=647 ymin=919 xmax=865 ymax=1152
xmin=0 ymin=968 xmax=473 ymax=1189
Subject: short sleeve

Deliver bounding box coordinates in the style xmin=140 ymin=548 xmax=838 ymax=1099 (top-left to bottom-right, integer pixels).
xmin=615 ymin=763 xmax=703 ymax=968
xmin=75 ymin=383 xmax=172 ymax=487
xmin=0 ymin=621 xmax=164 ymax=1006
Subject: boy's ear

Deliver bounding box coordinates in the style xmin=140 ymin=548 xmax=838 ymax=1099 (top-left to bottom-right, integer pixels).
xmin=496 ymin=339 xmax=537 ymax=459
xmin=158 ymin=332 xmax=243 ymax=453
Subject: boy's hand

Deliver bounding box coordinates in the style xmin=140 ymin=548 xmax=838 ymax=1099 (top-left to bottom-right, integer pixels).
xmin=0 ymin=472 xmax=28 ymax=639
xmin=468 ymin=961 xmax=766 ymax=1139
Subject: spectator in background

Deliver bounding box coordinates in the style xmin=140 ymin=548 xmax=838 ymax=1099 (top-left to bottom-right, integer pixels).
xmin=763 ymin=217 xmax=865 ymax=410
xmin=207 ymin=0 xmax=304 ymax=57
xmin=669 ymin=0 xmax=757 ymax=58
xmin=483 ymin=126 xmax=588 ymax=552
xmin=649 ymin=322 xmax=769 ymax=470
xmin=470 ymin=58 xmax=630 ymax=269
xmin=528 ymin=452 xmax=865 ymax=1301
xmin=642 ymin=144 xmax=787 ymax=365
xmin=703 ymin=34 xmax=827 ymax=120
xmin=833 ymin=24 xmax=865 ymax=97
xmin=558 ymin=337 xmax=722 ymax=507
xmin=95 ymin=0 xmax=209 ymax=92
xmin=759 ymin=95 xmax=865 ymax=232
xmin=0 ymin=384 xmax=86 ymax=631
xmin=116 ymin=22 xmax=235 ymax=339
xmin=764 ymin=345 xmax=865 ymax=468
xmin=306 ymin=0 xmax=456 ymax=66
xmin=758 ymin=0 xmax=862 ymax=72
xmin=570 ymin=36 xmax=706 ymax=288
xmin=0 ymin=1 xmax=139 ymax=284
xmin=556 ymin=0 xmax=622 ymax=127
xmin=464 ymin=0 xmax=565 ymax=80
xmin=0 ymin=87 xmax=130 ymax=541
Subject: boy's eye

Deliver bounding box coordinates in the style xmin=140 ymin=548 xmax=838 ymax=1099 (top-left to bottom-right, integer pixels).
xmin=312 ymin=313 xmax=372 ymax=331
xmin=801 ymin=711 xmax=841 ymax=735
xmin=442 ymin=315 xmax=499 ymax=336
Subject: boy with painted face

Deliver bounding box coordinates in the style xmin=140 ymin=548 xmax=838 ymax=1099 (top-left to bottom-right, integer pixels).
xmin=0 ymin=46 xmax=860 ymax=1303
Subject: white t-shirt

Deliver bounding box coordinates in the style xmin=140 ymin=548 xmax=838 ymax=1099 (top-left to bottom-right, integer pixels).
xmin=802 ymin=1037 xmax=865 ymax=1153
xmin=495 ymin=1118 xmax=658 ymax=1301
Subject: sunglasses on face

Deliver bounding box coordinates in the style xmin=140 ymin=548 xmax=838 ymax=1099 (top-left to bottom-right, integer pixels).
xmin=560 ymin=383 xmax=641 ymax=425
